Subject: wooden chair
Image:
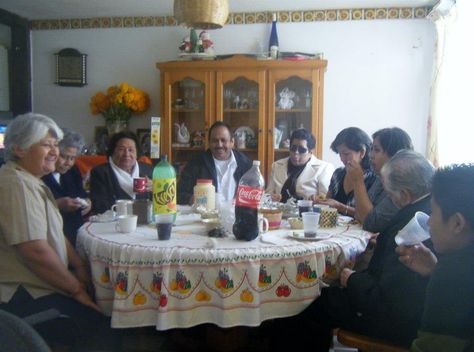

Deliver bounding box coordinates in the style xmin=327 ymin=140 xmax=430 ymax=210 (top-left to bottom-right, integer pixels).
xmin=337 ymin=329 xmax=409 ymax=352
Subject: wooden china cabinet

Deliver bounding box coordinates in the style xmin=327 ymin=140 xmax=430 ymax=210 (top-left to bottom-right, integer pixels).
xmin=156 ymin=55 xmax=327 ymax=182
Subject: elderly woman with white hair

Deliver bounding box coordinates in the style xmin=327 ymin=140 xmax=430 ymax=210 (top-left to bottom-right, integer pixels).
xmin=0 ymin=114 xmax=119 ymax=350
xmin=42 ymin=130 xmax=90 ymax=245
xmin=274 ymin=150 xmax=435 ymax=351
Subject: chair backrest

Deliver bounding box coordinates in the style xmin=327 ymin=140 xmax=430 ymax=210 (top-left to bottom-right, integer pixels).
xmin=0 ymin=309 xmax=51 ymax=352
xmin=337 ymin=329 xmax=409 ymax=352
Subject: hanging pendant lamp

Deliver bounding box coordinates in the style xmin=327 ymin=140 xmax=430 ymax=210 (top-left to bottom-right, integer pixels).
xmin=173 ymin=0 xmax=229 ymax=29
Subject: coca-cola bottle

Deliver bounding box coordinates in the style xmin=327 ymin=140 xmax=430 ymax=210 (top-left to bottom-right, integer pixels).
xmin=233 ymin=160 xmax=265 ymax=241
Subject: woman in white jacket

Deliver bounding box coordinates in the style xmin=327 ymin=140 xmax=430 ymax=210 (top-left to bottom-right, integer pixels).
xmin=267 ymin=129 xmax=335 ymax=202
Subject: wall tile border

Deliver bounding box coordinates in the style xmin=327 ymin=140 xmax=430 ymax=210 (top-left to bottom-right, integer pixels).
xmin=31 ymin=7 xmax=430 ymax=30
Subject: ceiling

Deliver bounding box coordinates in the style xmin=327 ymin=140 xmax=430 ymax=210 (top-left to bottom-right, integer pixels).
xmin=1 ymin=0 xmax=438 ymax=20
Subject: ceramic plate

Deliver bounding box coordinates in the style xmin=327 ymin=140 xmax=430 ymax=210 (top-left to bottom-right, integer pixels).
xmin=288 ymin=230 xmax=332 ymax=241
xmin=175 ymin=213 xmax=201 ymax=226
xmin=338 ymin=215 xmax=353 ymax=225
xmin=90 ymin=215 xmax=116 ymax=223
xmin=234 ymin=126 xmax=255 ymax=139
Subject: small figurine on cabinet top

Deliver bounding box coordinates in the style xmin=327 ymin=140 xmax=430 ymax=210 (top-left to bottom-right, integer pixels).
xmin=199 ymin=31 xmax=214 ymax=55
xmin=178 ymin=36 xmax=191 ymax=53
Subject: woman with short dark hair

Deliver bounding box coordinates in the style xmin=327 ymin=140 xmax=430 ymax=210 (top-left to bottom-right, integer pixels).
xmin=316 ymin=127 xmax=376 ymax=217
xmin=267 ymin=129 xmax=334 ymax=203
xmin=90 ymin=131 xmax=153 ymax=214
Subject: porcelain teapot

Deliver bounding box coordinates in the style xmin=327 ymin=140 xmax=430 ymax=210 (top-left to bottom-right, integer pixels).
xmin=174 ymin=123 xmax=190 ymax=144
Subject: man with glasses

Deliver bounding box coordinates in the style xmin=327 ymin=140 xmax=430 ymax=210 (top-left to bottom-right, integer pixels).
xmin=42 ymin=130 xmax=90 ymax=245
xmin=267 ymin=128 xmax=334 ymax=203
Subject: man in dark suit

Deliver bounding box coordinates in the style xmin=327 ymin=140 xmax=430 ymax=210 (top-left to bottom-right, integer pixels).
xmin=90 ymin=131 xmax=153 ymax=214
xmin=177 ymin=121 xmax=252 ymax=205
xmin=274 ymin=150 xmax=435 ymax=351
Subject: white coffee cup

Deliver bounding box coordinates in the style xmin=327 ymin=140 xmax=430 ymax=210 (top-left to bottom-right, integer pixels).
xmin=395 ymin=211 xmax=430 ymax=246
xmin=115 ymin=215 xmax=138 ymax=233
xmin=112 ymin=199 xmax=134 ymax=216
xmin=258 ymin=213 xmax=269 ymax=234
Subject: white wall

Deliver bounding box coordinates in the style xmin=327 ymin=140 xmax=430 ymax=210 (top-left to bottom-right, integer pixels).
xmin=31 ymin=19 xmax=435 ymax=167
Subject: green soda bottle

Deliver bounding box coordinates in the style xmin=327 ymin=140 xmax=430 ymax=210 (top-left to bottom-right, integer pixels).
xmin=152 ymin=155 xmax=177 ymax=221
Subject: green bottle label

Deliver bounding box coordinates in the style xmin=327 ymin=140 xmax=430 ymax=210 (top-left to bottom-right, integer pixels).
xmin=153 ymin=178 xmax=177 ymax=215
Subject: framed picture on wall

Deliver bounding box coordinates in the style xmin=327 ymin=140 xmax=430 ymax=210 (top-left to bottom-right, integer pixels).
xmin=136 ymin=128 xmax=151 ymax=157
xmin=94 ymin=126 xmax=109 ymax=155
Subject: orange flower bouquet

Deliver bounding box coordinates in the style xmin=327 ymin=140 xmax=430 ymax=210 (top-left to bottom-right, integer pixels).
xmin=90 ymin=83 xmax=150 ymax=125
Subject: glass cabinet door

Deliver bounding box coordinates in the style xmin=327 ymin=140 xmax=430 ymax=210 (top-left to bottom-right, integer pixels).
xmin=268 ymin=72 xmax=316 ymax=176
xmin=171 ymin=78 xmax=206 ymax=170
xmin=217 ymin=72 xmax=265 ymax=165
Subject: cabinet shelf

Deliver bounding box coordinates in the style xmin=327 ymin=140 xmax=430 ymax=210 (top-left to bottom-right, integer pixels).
xmin=275 ymin=108 xmax=310 ymax=113
xmin=172 ymin=108 xmax=203 ymax=113
xmin=274 ymin=148 xmax=290 ymax=153
xmin=224 ymin=109 xmax=258 ymax=113
xmin=172 ymin=146 xmax=204 ymax=151
xmin=235 ymin=148 xmax=258 ymax=152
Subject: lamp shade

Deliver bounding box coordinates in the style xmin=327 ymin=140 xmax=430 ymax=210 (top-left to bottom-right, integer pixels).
xmin=174 ymin=0 xmax=229 ymax=29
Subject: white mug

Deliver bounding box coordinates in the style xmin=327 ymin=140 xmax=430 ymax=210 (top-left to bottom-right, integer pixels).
xmin=258 ymin=213 xmax=269 ymax=234
xmin=115 ymin=215 xmax=138 ymax=233
xmin=112 ymin=199 xmax=134 ymax=217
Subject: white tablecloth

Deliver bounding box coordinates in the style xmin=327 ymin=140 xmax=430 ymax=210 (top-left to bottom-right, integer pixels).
xmin=77 ymin=219 xmax=370 ymax=330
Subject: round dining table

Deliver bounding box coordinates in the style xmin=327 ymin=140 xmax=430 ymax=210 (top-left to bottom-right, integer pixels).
xmin=77 ymin=214 xmax=370 ymax=330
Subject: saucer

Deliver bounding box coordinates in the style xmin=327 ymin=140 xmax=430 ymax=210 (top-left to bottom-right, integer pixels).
xmin=90 ymin=214 xmax=116 ymax=223
xmin=288 ymin=230 xmax=332 ymax=241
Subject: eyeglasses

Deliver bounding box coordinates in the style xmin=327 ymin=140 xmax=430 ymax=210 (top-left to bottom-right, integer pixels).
xmin=289 ymin=145 xmax=309 ymax=154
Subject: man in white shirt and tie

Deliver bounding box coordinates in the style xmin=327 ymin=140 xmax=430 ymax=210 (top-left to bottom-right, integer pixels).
xmin=177 ymin=121 xmax=252 ymax=205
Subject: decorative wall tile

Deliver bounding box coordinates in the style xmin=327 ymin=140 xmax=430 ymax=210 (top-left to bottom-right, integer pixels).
xmin=326 ymin=10 xmax=337 ymax=21
xmin=415 ymin=8 xmax=428 ymax=18
xmin=245 ymin=13 xmax=256 ymax=24
xmin=154 ymin=16 xmax=165 ymax=26
xmin=279 ymin=11 xmax=290 ymax=23
xmin=71 ymin=19 xmax=81 ymax=29
xmin=291 ymin=11 xmax=303 ymax=22
xmin=352 ymin=9 xmax=363 ymax=20
xmin=376 ymin=8 xmax=387 ymax=19
xmin=314 ymin=10 xmax=326 ymax=21
xmin=111 ymin=17 xmax=123 ymax=27
xmin=388 ymin=8 xmax=400 ymax=19
xmin=30 ymin=6 xmax=432 ymax=31
xmin=99 ymin=17 xmax=111 ymax=28
xmin=303 ymin=11 xmax=314 ymax=22
xmin=233 ymin=13 xmax=244 ymax=24
xmin=165 ymin=16 xmax=176 ymax=26
xmin=123 ymin=17 xmax=134 ymax=27
xmin=400 ymin=8 xmax=413 ymax=19
xmin=365 ymin=9 xmax=376 ymax=20
xmin=59 ymin=19 xmax=71 ymax=29
xmin=81 ymin=18 xmax=92 ymax=28
xmin=255 ymin=12 xmax=266 ymax=23
xmin=338 ymin=9 xmax=351 ymax=21
xmin=90 ymin=18 xmax=101 ymax=27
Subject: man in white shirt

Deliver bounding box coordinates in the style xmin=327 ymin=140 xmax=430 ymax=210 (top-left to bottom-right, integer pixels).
xmin=177 ymin=121 xmax=252 ymax=204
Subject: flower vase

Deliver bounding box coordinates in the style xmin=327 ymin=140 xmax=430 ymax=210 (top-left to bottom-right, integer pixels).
xmin=107 ymin=120 xmax=128 ymax=136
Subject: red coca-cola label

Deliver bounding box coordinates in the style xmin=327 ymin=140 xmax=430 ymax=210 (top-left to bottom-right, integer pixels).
xmin=235 ymin=185 xmax=263 ymax=208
